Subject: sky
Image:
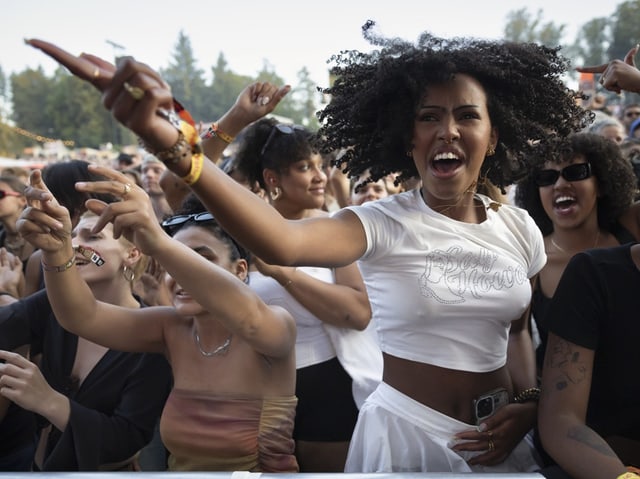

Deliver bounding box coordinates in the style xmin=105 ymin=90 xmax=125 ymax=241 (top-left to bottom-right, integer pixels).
xmin=2 ymin=0 xmax=620 ymax=88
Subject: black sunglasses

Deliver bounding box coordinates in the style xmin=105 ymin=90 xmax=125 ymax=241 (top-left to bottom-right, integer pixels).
xmin=161 ymin=212 xmax=247 ymax=260
xmin=260 ymin=124 xmax=305 ymax=157
xmin=534 ymin=163 xmax=592 ymax=187
xmin=0 ymin=189 xmax=22 ymax=200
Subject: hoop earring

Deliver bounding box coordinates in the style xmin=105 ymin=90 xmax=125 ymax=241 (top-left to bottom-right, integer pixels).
xmin=123 ymin=265 xmax=135 ymax=283
xmin=270 ymin=186 xmax=282 ymax=201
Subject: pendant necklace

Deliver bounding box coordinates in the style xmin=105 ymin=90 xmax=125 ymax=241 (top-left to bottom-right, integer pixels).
xmin=193 ymin=325 xmax=232 ymax=357
xmin=551 ymin=230 xmax=600 ymax=254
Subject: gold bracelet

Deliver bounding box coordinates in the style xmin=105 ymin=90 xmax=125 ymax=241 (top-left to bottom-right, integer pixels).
xmin=180 ymin=153 xmax=205 ymax=185
xmin=513 ymin=387 xmax=541 ymax=403
xmin=42 ymin=253 xmax=76 ymax=272
xmin=156 ymin=131 xmax=192 ymax=165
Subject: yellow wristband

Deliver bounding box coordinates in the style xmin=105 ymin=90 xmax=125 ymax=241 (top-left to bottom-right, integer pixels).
xmin=202 ymin=122 xmax=234 ymax=143
xmin=180 ymin=153 xmax=205 ymax=185
xmin=617 ymin=473 xmax=640 ymax=479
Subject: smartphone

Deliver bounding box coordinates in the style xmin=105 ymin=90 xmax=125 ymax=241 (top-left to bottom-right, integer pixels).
xmin=472 ymin=387 xmax=509 ymax=424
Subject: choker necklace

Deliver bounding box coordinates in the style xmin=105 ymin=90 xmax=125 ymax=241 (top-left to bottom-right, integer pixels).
xmin=193 ymin=327 xmax=232 ymax=357
xmin=551 ymin=230 xmax=600 ymax=254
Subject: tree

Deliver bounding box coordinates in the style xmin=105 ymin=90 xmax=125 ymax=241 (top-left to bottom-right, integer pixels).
xmin=160 ymin=30 xmax=209 ymax=122
xmin=204 ymin=52 xmax=253 ymax=123
xmin=609 ymin=0 xmax=640 ymax=59
xmin=503 ymin=8 xmax=565 ymax=47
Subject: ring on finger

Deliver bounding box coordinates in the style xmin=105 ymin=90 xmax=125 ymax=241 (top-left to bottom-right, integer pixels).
xmin=92 ymin=68 xmax=100 ymax=80
xmin=122 ymin=183 xmax=132 ymax=197
xmin=259 ymin=96 xmax=270 ymax=106
xmin=488 ymin=438 xmax=495 ymax=452
xmin=123 ymin=81 xmax=145 ymax=101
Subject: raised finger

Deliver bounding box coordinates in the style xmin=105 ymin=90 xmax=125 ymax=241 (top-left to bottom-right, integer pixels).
xmin=25 ymin=39 xmax=111 ymax=90
xmin=575 ymin=64 xmax=608 ymax=74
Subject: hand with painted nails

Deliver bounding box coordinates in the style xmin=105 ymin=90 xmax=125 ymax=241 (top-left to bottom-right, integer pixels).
xmin=576 ymin=45 xmax=640 ymax=94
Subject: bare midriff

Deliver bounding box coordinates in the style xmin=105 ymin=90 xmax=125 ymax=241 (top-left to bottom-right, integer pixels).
xmin=382 ymin=352 xmax=513 ymax=424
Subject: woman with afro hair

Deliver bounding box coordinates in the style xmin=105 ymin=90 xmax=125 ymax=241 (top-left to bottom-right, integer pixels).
xmin=27 ymin=19 xmax=591 ymax=473
xmin=515 ymin=132 xmax=638 ymax=378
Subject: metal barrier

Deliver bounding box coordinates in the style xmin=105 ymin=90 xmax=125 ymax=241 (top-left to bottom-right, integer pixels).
xmin=0 ymin=473 xmax=545 ymax=478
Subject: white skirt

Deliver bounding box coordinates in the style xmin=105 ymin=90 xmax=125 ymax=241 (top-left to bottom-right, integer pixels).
xmin=345 ymin=382 xmax=542 ymax=473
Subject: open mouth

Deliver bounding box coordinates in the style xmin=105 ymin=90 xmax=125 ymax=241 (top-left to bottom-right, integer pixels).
xmin=553 ymin=195 xmax=577 ymax=213
xmin=432 ymin=152 xmax=463 ymax=176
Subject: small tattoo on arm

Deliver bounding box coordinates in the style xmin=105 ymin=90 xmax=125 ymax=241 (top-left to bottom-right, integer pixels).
xmin=546 ymin=338 xmax=587 ymax=391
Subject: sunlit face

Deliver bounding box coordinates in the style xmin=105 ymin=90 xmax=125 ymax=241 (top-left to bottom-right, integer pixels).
xmin=538 ymin=155 xmax=599 ymax=231
xmin=72 ymin=215 xmax=135 ymax=285
xmin=411 ymin=74 xmax=497 ymax=211
xmin=273 ymin=152 xmax=327 ymax=210
xmin=166 ymin=225 xmax=245 ymax=316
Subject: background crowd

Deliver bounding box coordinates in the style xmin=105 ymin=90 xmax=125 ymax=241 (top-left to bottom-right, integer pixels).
xmin=0 ymin=25 xmax=638 ymax=479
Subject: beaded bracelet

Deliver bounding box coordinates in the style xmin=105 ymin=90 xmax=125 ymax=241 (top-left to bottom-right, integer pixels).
xmin=513 ymin=387 xmax=541 ymax=404
xmin=42 ymin=253 xmax=76 ymax=273
xmin=180 ymin=152 xmax=205 ymax=185
xmin=139 ymin=119 xmax=202 ymax=167
xmin=202 ymin=122 xmax=234 ymax=144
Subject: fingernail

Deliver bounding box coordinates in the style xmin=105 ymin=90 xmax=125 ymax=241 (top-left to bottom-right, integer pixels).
xmin=477 ymin=422 xmax=487 ymax=432
xmin=76 ymin=182 xmax=86 ymax=188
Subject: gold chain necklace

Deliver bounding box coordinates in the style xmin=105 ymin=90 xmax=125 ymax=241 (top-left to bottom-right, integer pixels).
xmin=193 ymin=327 xmax=232 ymax=357
xmin=551 ymin=230 xmax=600 ymax=254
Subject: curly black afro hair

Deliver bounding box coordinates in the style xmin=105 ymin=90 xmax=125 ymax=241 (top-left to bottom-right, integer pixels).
xmin=316 ymin=20 xmax=592 ymax=190
xmin=515 ymin=132 xmax=637 ymax=236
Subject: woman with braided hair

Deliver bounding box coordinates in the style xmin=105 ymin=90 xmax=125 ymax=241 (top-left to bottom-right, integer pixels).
xmin=25 ymin=20 xmax=590 ymax=472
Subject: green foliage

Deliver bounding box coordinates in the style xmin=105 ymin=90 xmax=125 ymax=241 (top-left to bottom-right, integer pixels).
xmin=7 ymin=6 xmax=640 ymax=155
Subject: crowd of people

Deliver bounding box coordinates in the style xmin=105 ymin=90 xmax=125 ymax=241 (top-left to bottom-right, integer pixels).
xmin=0 ymin=25 xmax=638 ymax=478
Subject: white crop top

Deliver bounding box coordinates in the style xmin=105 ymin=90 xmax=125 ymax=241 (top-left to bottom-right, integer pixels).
xmin=346 ymin=189 xmax=546 ymax=372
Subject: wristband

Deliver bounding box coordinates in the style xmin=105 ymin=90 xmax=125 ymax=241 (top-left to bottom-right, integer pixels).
xmin=202 ymin=122 xmax=234 ymax=143
xmin=42 ymin=253 xmax=76 ymax=273
xmin=617 ymin=473 xmax=640 ymax=479
xmin=180 ymin=153 xmax=205 ymax=185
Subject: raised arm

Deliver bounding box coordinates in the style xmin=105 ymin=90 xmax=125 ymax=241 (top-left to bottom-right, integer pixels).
xmin=17 ymin=170 xmax=170 ymax=354
xmin=576 ymin=45 xmax=640 ymax=94
xmin=74 ymin=166 xmax=296 ymax=358
xmin=25 ymin=39 xmax=367 ymax=269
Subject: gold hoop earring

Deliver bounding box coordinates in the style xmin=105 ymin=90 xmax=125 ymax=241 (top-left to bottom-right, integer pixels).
xmin=486 ymin=145 xmax=496 ymax=157
xmin=270 ymin=187 xmax=282 ymax=201
xmin=123 ymin=265 xmax=135 ymax=283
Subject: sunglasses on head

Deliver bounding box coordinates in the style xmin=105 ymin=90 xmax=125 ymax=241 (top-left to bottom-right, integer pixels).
xmin=0 ymin=190 xmax=22 ymax=200
xmin=161 ymin=212 xmax=247 ymax=260
xmin=535 ymin=163 xmax=592 ymax=187
xmin=260 ymin=124 xmax=305 ymax=157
